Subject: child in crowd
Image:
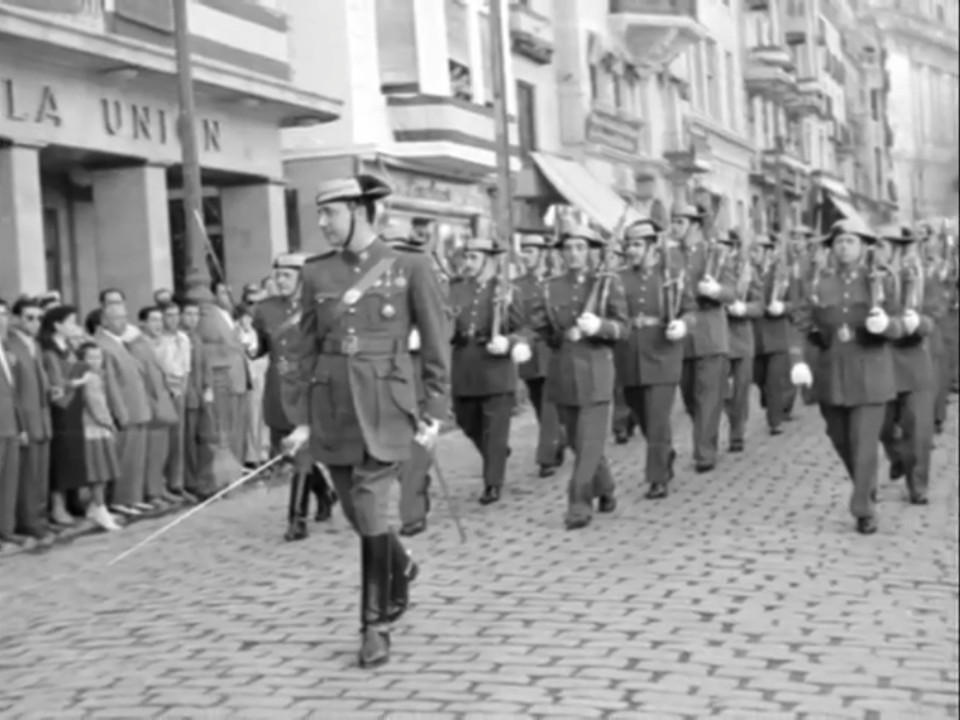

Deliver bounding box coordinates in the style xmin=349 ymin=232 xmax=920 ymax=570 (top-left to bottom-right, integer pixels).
xmin=76 ymin=342 xmax=123 ymax=532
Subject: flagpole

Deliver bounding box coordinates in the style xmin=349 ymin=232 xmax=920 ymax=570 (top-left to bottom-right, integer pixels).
xmin=489 ymin=0 xmax=514 ymax=254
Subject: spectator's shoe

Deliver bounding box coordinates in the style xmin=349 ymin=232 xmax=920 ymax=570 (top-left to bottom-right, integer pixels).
xmin=0 ymin=534 xmax=27 ymax=548
xmin=645 ymin=483 xmax=668 ymax=500
xmin=110 ymin=505 xmax=141 ymax=518
xmin=133 ymin=502 xmax=155 ymax=513
xmin=87 ymin=506 xmax=122 ymax=532
xmin=856 ymin=516 xmax=878 ymax=535
xmin=479 ymin=486 xmax=501 ymax=505
xmin=159 ymin=490 xmax=184 ymax=505
xmin=597 ymin=496 xmax=617 ymax=514
xmin=50 ymin=508 xmax=76 ymax=527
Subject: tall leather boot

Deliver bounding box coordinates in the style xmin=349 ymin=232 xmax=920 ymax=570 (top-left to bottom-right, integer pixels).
xmin=312 ymin=469 xmax=336 ymax=522
xmin=359 ymin=535 xmax=392 ymax=669
xmin=284 ymin=471 xmax=309 ymax=542
xmin=387 ymin=534 xmax=419 ymax=622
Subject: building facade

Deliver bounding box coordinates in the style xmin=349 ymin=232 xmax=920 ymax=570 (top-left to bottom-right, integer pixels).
xmin=861 ymin=0 xmax=960 ymax=223
xmin=0 ymin=0 xmax=340 ymax=311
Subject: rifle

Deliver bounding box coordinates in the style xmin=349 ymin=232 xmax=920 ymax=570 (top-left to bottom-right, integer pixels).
xmin=585 ymin=201 xmax=633 ymax=316
xmin=660 ymin=230 xmax=684 ymax=323
xmin=768 ymin=236 xmax=791 ymax=305
xmin=866 ymin=245 xmax=887 ymax=311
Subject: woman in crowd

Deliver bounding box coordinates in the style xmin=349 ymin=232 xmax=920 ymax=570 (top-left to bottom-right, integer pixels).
xmin=789 ymin=219 xmax=904 ymax=535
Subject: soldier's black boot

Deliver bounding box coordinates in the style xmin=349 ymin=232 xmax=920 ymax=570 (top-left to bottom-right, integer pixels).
xmin=284 ymin=471 xmax=309 ymax=542
xmin=312 ymin=470 xmax=335 ymax=522
xmin=359 ymin=535 xmax=392 ymax=669
xmin=387 ymin=534 xmax=419 ymax=622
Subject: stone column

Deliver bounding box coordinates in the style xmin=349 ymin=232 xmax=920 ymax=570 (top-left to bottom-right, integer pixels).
xmin=0 ymin=145 xmax=46 ymax=297
xmin=92 ymin=165 xmax=173 ymax=312
xmin=220 ymin=182 xmax=288 ymax=289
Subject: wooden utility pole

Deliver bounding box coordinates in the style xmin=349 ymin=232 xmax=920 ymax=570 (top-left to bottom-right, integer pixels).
xmin=488 ymin=0 xmax=514 ymax=253
xmin=173 ymin=0 xmax=212 ymax=302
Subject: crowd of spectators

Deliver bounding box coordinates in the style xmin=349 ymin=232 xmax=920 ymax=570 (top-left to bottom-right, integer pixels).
xmin=0 ymin=278 xmax=275 ymax=555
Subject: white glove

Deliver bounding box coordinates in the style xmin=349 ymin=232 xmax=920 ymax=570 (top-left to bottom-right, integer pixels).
xmin=408 ymin=328 xmax=421 ymax=351
xmin=282 ymin=425 xmax=310 ymax=457
xmin=902 ymin=310 xmax=921 ymax=335
xmin=698 ymin=277 xmax=720 ymax=299
xmin=486 ymin=335 xmax=510 ymax=356
xmin=510 ymin=341 xmax=532 ymax=365
xmin=577 ymin=312 xmax=602 ymax=337
xmin=865 ymin=308 xmax=890 ymax=335
xmin=767 ymin=300 xmax=785 ymax=317
xmin=728 ymin=301 xmax=747 ymax=317
xmin=790 ymin=363 xmax=813 ymax=388
xmin=414 ymin=417 xmax=441 ymax=450
xmin=665 ymin=320 xmax=687 ymax=342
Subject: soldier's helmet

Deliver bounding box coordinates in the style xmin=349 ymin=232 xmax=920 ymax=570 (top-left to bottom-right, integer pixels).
xmin=623 ymin=218 xmax=662 ymax=243
xmin=824 ymin=218 xmax=877 ymax=246
xmin=556 ymin=219 xmax=604 ymax=248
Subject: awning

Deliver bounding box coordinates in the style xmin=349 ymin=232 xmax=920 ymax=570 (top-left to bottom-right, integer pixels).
xmin=530 ymin=151 xmax=643 ymax=235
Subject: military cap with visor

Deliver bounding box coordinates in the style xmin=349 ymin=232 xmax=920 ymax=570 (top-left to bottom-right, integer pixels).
xmin=822 ymin=217 xmax=877 ymax=247
xmin=556 ymin=220 xmax=604 ymax=248
xmin=671 ymin=203 xmax=705 ymax=221
xmin=623 ymin=218 xmax=662 ymax=242
xmin=315 ymin=174 xmax=392 ymax=206
xmin=463 ymin=237 xmax=506 ymax=255
xmin=516 ymin=229 xmax=552 ymax=250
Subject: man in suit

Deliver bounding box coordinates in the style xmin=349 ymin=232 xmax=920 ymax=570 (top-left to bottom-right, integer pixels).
xmin=254 ymin=252 xmax=335 ymax=541
xmin=0 ymin=297 xmax=24 ymax=553
xmin=97 ymin=300 xmax=153 ymax=516
xmin=199 ymin=281 xmax=250 ymax=464
xmin=285 ymin=174 xmax=450 ymax=668
xmin=8 ymin=298 xmax=53 ymax=543
xmin=179 ymin=300 xmax=215 ymax=497
xmin=673 ymin=204 xmax=736 ymax=473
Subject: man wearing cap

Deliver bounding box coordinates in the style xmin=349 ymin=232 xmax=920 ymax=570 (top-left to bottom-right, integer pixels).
xmin=448 ymin=237 xmax=529 ymax=505
xmin=254 ymin=252 xmax=336 ymax=541
xmin=528 ymin=221 xmax=629 ymax=530
xmin=788 ymin=219 xmax=904 ymax=535
xmin=382 ymin=222 xmax=449 ymax=537
xmin=617 ymin=219 xmax=695 ymax=499
xmin=876 ymin=226 xmax=936 ymax=505
xmin=672 ymin=203 xmax=736 ymax=473
xmin=285 ymin=174 xmax=450 ymax=668
xmin=515 ymin=231 xmax=565 ymax=477
xmin=753 ymin=233 xmax=799 ymax=435
xmin=721 ymin=230 xmax=764 ymax=453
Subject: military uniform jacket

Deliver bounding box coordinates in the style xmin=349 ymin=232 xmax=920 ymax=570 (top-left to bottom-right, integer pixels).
xmin=298 ymin=238 xmax=450 ymax=467
xmin=449 ymin=276 xmax=524 ymax=398
xmin=616 ymin=259 xmax=696 ymax=388
xmin=887 ymin=268 xmax=937 ymax=394
xmin=514 ymin=272 xmax=551 ymax=381
xmin=726 ymin=260 xmax=764 ymax=360
xmin=793 ymin=266 xmax=903 ymax=407
xmin=754 ymin=270 xmax=799 ymax=356
xmin=528 ymin=270 xmax=629 ymax=407
xmin=254 ymin=295 xmax=305 ymax=432
xmin=682 ymin=242 xmax=736 ymax=358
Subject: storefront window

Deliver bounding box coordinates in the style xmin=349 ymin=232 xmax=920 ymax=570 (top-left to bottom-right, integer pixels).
xmin=43 ymin=208 xmax=63 ymax=295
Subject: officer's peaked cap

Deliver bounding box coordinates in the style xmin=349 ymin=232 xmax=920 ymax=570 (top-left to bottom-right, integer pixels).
xmin=315 ymin=174 xmax=392 ymax=206
xmin=517 ymin=229 xmax=551 ymax=249
xmin=273 ymin=252 xmax=309 ymax=270
xmin=825 ymin=217 xmax=877 ymax=245
xmin=464 ymin=237 xmax=506 ymax=255
xmin=624 ymin=218 xmax=662 ymax=240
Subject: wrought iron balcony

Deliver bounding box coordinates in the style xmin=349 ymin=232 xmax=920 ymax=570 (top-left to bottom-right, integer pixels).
xmin=608 ymin=0 xmax=707 ymax=68
xmin=785 ymin=78 xmax=829 ymax=118
xmin=510 ymin=2 xmax=554 ymax=65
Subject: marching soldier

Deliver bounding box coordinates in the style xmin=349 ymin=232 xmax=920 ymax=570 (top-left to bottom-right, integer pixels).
xmin=617 ymin=219 xmax=695 ymax=499
xmin=753 ymin=234 xmax=798 ymax=435
xmin=722 ymin=230 xmax=764 ymax=453
xmin=449 ymin=238 xmax=530 ymax=505
xmin=672 ymin=204 xmax=736 ymax=473
xmin=785 ymin=225 xmax=820 ymax=414
xmin=382 ymin=224 xmax=450 ymax=537
xmin=254 ymin=253 xmax=336 ymax=542
xmin=788 ymin=219 xmax=904 ymax=535
xmin=528 ymin=221 xmax=629 ymax=530
xmin=285 ymin=174 xmax=450 ymax=668
xmin=612 ymin=240 xmax=638 ymax=446
xmin=515 ymin=232 xmax=565 ymax=477
xmin=878 ymin=226 xmax=936 ymax=505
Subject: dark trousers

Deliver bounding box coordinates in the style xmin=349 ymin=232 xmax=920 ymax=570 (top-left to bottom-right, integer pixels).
xmin=165 ymin=394 xmax=186 ymax=493
xmin=680 ymin=355 xmax=728 ymax=467
xmin=114 ymin=424 xmax=148 ymax=507
xmin=453 ymin=393 xmax=514 ymax=489
xmin=145 ymin=425 xmax=171 ymax=501
xmin=881 ymin=390 xmax=935 ymax=498
xmin=725 ymin=355 xmax=753 ymax=445
xmin=183 ymin=406 xmax=201 ymax=493
xmin=612 ymin=383 xmax=636 ymax=437
xmin=524 ymin=377 xmax=565 ymax=467
xmin=755 ymin=352 xmax=792 ymax=430
xmin=17 ymin=440 xmax=50 ymax=536
xmin=0 ymin=437 xmax=21 ymax=538
xmin=556 ymin=402 xmax=615 ymax=524
xmin=624 ymin=385 xmax=676 ymax=486
xmin=398 ymin=440 xmax=432 ymax=528
xmin=820 ymin=403 xmax=886 ymax=520
xmin=328 ymin=456 xmax=397 ymax=537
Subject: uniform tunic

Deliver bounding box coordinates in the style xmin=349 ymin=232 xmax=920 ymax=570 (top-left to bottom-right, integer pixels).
xmin=679 ymin=242 xmax=737 ymax=468
xmin=449 ymin=275 xmax=524 ymax=491
xmin=298 ymin=238 xmax=450 ymax=537
xmin=724 ymin=258 xmax=764 ymax=447
xmin=754 ymin=263 xmax=800 ymax=431
xmin=793 ymin=265 xmax=903 ymax=521
xmin=529 ymin=270 xmax=629 ymax=524
xmin=617 ymin=254 xmax=695 ymax=487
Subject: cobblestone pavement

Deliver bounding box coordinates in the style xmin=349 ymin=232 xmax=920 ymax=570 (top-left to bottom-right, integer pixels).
xmin=1 ymin=397 xmax=958 ymax=720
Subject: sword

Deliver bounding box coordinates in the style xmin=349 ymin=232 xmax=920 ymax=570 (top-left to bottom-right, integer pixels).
xmin=415 ymin=422 xmax=467 ymax=544
xmin=108 ymin=454 xmax=285 ymax=567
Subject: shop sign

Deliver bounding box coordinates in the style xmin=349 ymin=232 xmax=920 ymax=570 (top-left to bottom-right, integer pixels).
xmin=380 ymin=166 xmax=489 ymax=211
xmin=584 ymin=108 xmax=642 ymax=155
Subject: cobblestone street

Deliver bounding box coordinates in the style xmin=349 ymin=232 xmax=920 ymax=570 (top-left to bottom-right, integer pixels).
xmin=1 ymin=399 xmax=958 ymax=719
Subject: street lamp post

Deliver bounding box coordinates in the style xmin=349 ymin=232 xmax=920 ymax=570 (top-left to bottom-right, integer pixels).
xmin=173 ymin=0 xmax=212 ymax=303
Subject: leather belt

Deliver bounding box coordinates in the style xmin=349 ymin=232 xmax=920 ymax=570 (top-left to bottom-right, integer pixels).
xmin=321 ymin=336 xmax=408 ymax=356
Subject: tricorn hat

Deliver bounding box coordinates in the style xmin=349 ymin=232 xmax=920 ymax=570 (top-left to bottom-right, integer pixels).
xmin=315 ymin=174 xmax=392 ymax=206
